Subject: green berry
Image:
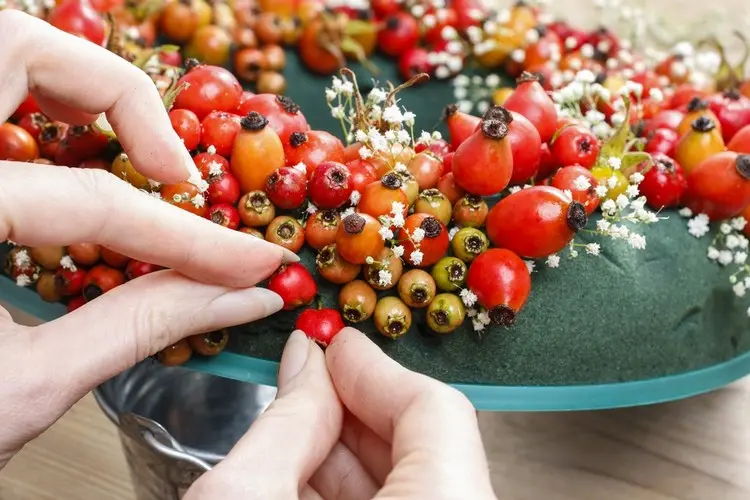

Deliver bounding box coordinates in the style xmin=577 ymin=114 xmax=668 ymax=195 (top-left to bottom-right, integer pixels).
xmin=451 ymin=227 xmax=489 ymax=262
xmin=426 ymin=293 xmax=466 ymax=334
xmin=430 ymin=256 xmax=467 ymax=292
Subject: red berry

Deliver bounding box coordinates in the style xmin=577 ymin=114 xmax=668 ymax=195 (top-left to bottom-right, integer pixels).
xmin=125 ymin=260 xmax=163 ymax=280
xmin=416 ymin=138 xmax=451 ymax=160
xmin=100 ymin=247 xmax=130 ymax=268
xmin=506 ymin=111 xmax=542 ymax=184
xmin=295 ymin=308 xmax=345 ymax=347
xmin=54 ymin=268 xmax=87 ymax=296
xmin=398 ymin=214 xmax=450 ymax=268
xmin=644 ymin=128 xmax=679 ymax=158
xmin=639 ymin=154 xmax=688 ymax=210
xmin=466 ymin=248 xmax=531 ymax=327
xmin=0 ymin=123 xmax=39 ymax=162
xmin=48 ymin=0 xmax=106 ymax=45
xmin=358 ymin=173 xmax=410 ymax=220
xmin=63 ymin=124 xmax=109 ymax=162
xmin=708 ymin=90 xmax=750 ymax=143
xmin=437 ymin=172 xmax=465 ymax=205
xmin=643 ymin=109 xmax=685 ymax=136
xmin=407 ymin=152 xmax=443 ymax=190
xmin=441 ymin=151 xmax=455 ymax=175
xmin=284 ymin=130 xmax=345 ymax=178
xmin=12 ymin=94 xmax=41 ymax=121
xmin=199 ymin=111 xmax=241 ymax=157
xmin=265 ymin=167 xmax=307 ymax=210
xmin=308 ymin=161 xmax=353 ymax=209
xmin=371 ymin=0 xmax=400 ymax=17
xmin=174 ymin=64 xmax=243 ymax=120
xmin=237 ymin=94 xmax=310 ymax=144
xmin=550 ymin=125 xmax=599 ymax=170
xmin=83 ymin=265 xmax=125 ymax=302
xmin=267 ymin=263 xmax=317 ymax=311
xmin=194 ymin=152 xmax=229 ymax=179
xmin=207 ymin=203 xmax=240 ymax=230
xmin=207 ymin=171 xmax=241 ymax=205
xmin=346 ymin=159 xmax=378 ymax=193
xmin=398 ymin=47 xmax=433 ymax=81
xmin=504 ymin=72 xmax=558 ymax=143
xmin=336 ymin=213 xmax=385 ymax=265
xmin=728 ymin=124 xmax=750 ymax=154
xmin=685 ymin=152 xmax=750 ymax=221
xmin=587 ymin=26 xmax=619 ymax=58
xmin=452 ymin=108 xmax=514 ymax=196
xmin=550 ymin=165 xmax=601 ymax=215
xmin=67 ymin=295 xmax=86 ymax=313
xmin=17 ymin=112 xmax=50 ymax=142
xmin=169 ymin=109 xmax=202 ymax=152
xmin=443 ymin=104 xmax=481 ymax=150
xmin=378 ymin=12 xmax=419 ymax=57
xmin=535 ymin=142 xmax=559 ymax=182
xmin=486 ymin=186 xmax=588 ymax=258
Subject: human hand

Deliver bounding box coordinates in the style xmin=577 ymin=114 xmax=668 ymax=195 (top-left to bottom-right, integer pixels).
xmin=0 ymin=10 xmax=294 ymax=469
xmin=186 ymin=328 xmax=497 ymax=500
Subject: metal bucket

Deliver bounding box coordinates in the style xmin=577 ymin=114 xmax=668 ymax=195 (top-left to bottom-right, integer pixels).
xmin=94 ymin=360 xmax=277 ymax=500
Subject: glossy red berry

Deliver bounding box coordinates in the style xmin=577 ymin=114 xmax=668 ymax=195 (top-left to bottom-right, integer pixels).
xmin=550 ymin=165 xmax=601 ymax=216
xmin=199 ymin=111 xmax=241 ymax=157
xmin=644 ymin=128 xmax=679 ymax=158
xmin=378 ymin=12 xmax=419 ymax=57
xmin=295 ymin=308 xmax=345 ymax=347
xmin=443 ymin=104 xmax=481 ymax=150
xmin=206 ymin=171 xmax=241 ymax=205
xmin=169 ymin=108 xmax=202 ymax=151
xmin=125 ymin=260 xmax=163 ymax=280
xmin=267 ymin=263 xmax=317 ymax=311
xmin=550 ymin=125 xmax=600 ymax=169
xmin=487 ymin=186 xmax=588 ymax=258
xmin=346 ymin=159 xmax=378 ymax=193
xmin=207 ymin=203 xmax=240 ymax=229
xmin=452 ymin=107 xmax=514 ymax=195
xmin=0 ymin=123 xmax=39 ymax=162
xmin=174 ymin=64 xmax=243 ymax=120
xmin=67 ymin=295 xmax=87 ymax=313
xmin=643 ymin=109 xmax=685 ymax=136
xmin=12 ymin=94 xmax=41 ymax=121
xmin=48 ymin=0 xmax=106 ymax=46
xmin=237 ymin=94 xmax=310 ymax=143
xmin=639 ymin=154 xmax=688 ymax=210
xmin=54 ymin=268 xmax=86 ymax=296
xmin=398 ymin=47 xmax=433 ymax=81
xmin=284 ymin=130 xmax=345 ymax=178
xmin=17 ymin=112 xmax=49 ymax=142
xmin=501 ymin=111 xmax=542 ymax=185
xmin=305 ymin=210 xmax=340 ymax=251
xmin=685 ymin=152 xmax=750 ymax=221
xmin=82 ymin=265 xmax=125 ymax=301
xmin=466 ymin=249 xmax=531 ymax=327
xmin=407 ymin=152 xmax=443 ymax=190
xmin=308 ymin=161 xmax=353 ymax=209
xmin=437 ymin=172 xmax=466 ymax=206
xmin=398 ymin=214 xmax=450 ymax=268
xmin=728 ymin=124 xmax=750 ymax=154
xmin=504 ymin=72 xmax=558 ymax=143
xmin=265 ymin=167 xmax=307 ymax=209
xmin=708 ymin=90 xmax=750 ymax=143
xmin=194 ymin=152 xmax=229 ymax=179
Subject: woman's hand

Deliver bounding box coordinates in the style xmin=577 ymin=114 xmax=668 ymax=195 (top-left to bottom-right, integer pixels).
xmin=0 ymin=10 xmax=291 ymax=469
xmin=187 ymin=328 xmax=497 ymax=500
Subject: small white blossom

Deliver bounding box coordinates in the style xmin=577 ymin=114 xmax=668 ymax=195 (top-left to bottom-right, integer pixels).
xmin=391 ymin=245 xmax=404 ymax=258
xmin=607 ymin=157 xmax=622 ymax=170
xmin=378 ymin=270 xmax=393 ymax=287
xmin=649 ymin=88 xmax=664 ymax=103
xmin=16 ymin=275 xmax=32 ymax=287
xmin=432 ymin=131 xmax=442 ymax=141
xmin=306 ymin=203 xmax=318 ymax=215
xmin=726 ymin=235 xmax=740 ymax=249
xmin=191 ymin=194 xmax=206 ymax=208
xmin=368 ymin=88 xmax=387 ymax=103
xmin=411 ymin=228 xmax=425 ymax=243
xmin=546 ymin=254 xmax=561 ymax=268
xmin=508 ymin=186 xmax=522 ymax=194
xmin=448 ymin=226 xmax=460 ymax=241
xmin=14 ymin=249 xmax=31 ymax=269
xmin=597 ymin=219 xmax=611 ymax=232
xmin=708 ymin=246 xmax=720 ymax=260
xmin=739 ymin=236 xmax=749 ymax=249
xmin=355 ymin=130 xmax=368 ymax=143
xmin=575 ymin=69 xmax=596 ymax=83
xmin=735 ymin=252 xmax=747 ymax=264
xmin=383 ymin=105 xmax=404 ymax=123
xmin=349 ymin=190 xmax=361 ymax=206
xmin=292 ymin=163 xmax=307 ymax=175
xmin=365 ymin=256 xmax=375 ymax=265
xmin=410 ymin=250 xmax=424 ymax=266
xmin=147 ymin=178 xmax=162 ymax=189
xmin=331 ymin=106 xmax=345 ymax=119
xmin=60 ymin=255 xmax=77 ymax=272
xmin=593 ymin=122 xmax=613 ymax=138
xmin=585 ymin=109 xmax=606 ymax=124
xmin=525 ymin=260 xmax=536 ymax=274
xmin=341 ymin=207 xmax=356 ymax=219
xmin=610 ymin=225 xmax=630 ymax=239
xmin=607 ymin=176 xmax=620 ymax=190
xmin=472 ymin=319 xmax=486 ymax=331
xmin=586 ymin=243 xmax=601 ymax=255
xmin=569 ymin=248 xmax=579 ymax=258
xmin=397 ymin=129 xmax=411 ymax=144
xmin=394 ymin=162 xmax=408 ymax=173
xmin=731 ymin=217 xmax=747 ymax=231
xmin=629 ymin=172 xmax=645 ymax=184
xmin=384 ymin=130 xmax=396 ymax=142
xmin=573 ymin=175 xmax=591 ymax=191
xmin=359 ymin=147 xmax=373 ymax=159
xmin=625 ymin=185 xmax=640 ymax=198
xmin=486 ymin=74 xmax=500 ymax=87
xmin=679 ymin=207 xmax=694 ymax=218
xmin=733 ymin=282 xmax=746 ymax=297
xmin=206 ymin=145 xmax=217 ymax=155
xmin=511 ymin=49 xmax=526 ymax=63
xmin=391 ymin=202 xmax=406 ymax=218
xmin=720 ymin=223 xmax=733 ymax=235
xmin=369 ymin=105 xmax=382 ymax=121
xmin=379 ymin=227 xmax=394 ymax=241
xmin=325 ymin=89 xmax=337 ymax=102
xmin=687 ymin=214 xmax=710 ymax=238
xmin=628 ymin=233 xmax=647 ymax=250
xmin=595 ymin=185 xmax=609 ymax=198
xmin=718 ymin=250 xmax=734 ymax=266
xmin=601 ymin=199 xmax=617 ymax=214
xmin=460 ymin=289 xmax=478 ymax=307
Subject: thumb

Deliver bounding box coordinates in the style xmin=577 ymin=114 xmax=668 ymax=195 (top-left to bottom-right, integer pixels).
xmin=186 ymin=331 xmax=343 ymax=500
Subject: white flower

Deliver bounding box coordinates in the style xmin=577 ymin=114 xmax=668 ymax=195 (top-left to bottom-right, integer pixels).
xmin=508 ymin=186 xmax=522 ymax=194
xmin=369 ymin=105 xmax=382 ymax=121
xmin=573 ymin=175 xmax=591 ymax=191
xmin=325 ymin=89 xmax=337 ymax=102
xmin=687 ymin=214 xmax=710 ymax=238
xmin=60 ymin=255 xmax=77 ymax=272
xmin=397 ymin=129 xmax=411 ymax=144
xmin=726 ymin=235 xmax=740 ymax=249
xmin=739 ymin=236 xmax=749 ymax=249
xmin=379 ymin=227 xmax=394 ymax=240
xmin=629 ymin=172 xmax=645 ymax=184
xmin=410 ymin=250 xmax=424 ymax=266
xmin=476 ymin=311 xmax=491 ymax=326
xmin=411 ymin=228 xmax=425 ymax=243
xmin=432 ymin=131 xmax=442 ymax=140
xmin=733 ymin=282 xmax=746 ymax=297
xmin=418 ymin=131 xmax=432 ymax=144
xmin=195 ymin=179 xmax=209 ymax=193
xmin=720 ymin=223 xmax=732 ymax=235
xmin=349 ymin=190 xmax=361 ymax=206
xmin=486 ymin=74 xmax=500 ymax=87
xmin=609 ymin=224 xmax=630 ymax=239
xmin=331 ymin=106 xmax=345 ymax=119
xmin=394 ymin=162 xmax=408 ymax=173
xmin=718 ymin=250 xmax=734 ymax=266
xmin=359 ymin=147 xmax=373 ymax=159
xmin=708 ymin=247 xmax=720 ymax=260
xmin=525 ymin=260 xmax=536 ymax=274
xmin=735 ymin=252 xmax=747 ymax=264
xmin=594 ymin=185 xmax=609 ymax=198
xmin=584 ymin=109 xmax=606 ymax=124
xmin=472 ymin=319 xmax=486 ymax=331
xmin=511 ymin=49 xmax=526 ymax=63
xmin=391 ymin=202 xmax=406 ymax=217
xmin=206 ymin=145 xmax=217 ymax=155
xmin=383 ymin=105 xmax=404 ymax=123
xmin=341 ymin=207 xmax=356 ymax=219
xmin=147 ymin=178 xmax=162 ymax=189
xmin=148 ymin=191 xmax=162 ymax=200
xmin=679 ymin=207 xmax=694 ymax=218
xmin=384 ymin=130 xmax=396 ymax=142
xmin=585 ymin=243 xmax=601 ymax=255
xmin=546 ymin=254 xmax=560 ymax=268
xmin=628 ymin=233 xmax=647 ymax=250
xmin=292 ymin=163 xmax=307 ymax=175
xmin=615 ymin=194 xmax=630 ymax=210
xmin=368 ymin=88 xmax=387 ymax=103
xmin=457 ymin=100 xmax=473 ymax=113
xmin=391 ymin=212 xmax=405 ymax=228
xmin=597 ymin=219 xmax=611 ymax=232
xmin=331 ymin=76 xmax=343 ymax=92
xmin=391 ymin=245 xmax=404 ymax=258
xmin=731 ymin=217 xmax=747 ymax=231
xmin=569 ymin=248 xmax=579 ymax=258
xmin=365 ymin=256 xmax=375 ymax=265
xmin=306 ymin=203 xmax=318 ymax=215
xmin=354 ymin=130 xmax=368 ymax=143
xmin=606 ymin=176 xmax=620 ymax=190
xmin=575 ymin=69 xmax=596 ymax=83
xmin=649 ymin=88 xmax=664 ymax=103
xmin=607 ymin=157 xmax=622 ymax=170
xmin=191 ymin=194 xmax=206 ymax=208
xmin=625 ymin=185 xmax=640 ymax=199
xmin=16 ymin=275 xmax=31 ymax=287
xmin=14 ymin=249 xmax=31 ymax=269
xmin=593 ymin=122 xmax=613 ymax=138
xmin=453 ymin=74 xmax=470 ymax=87
xmin=460 ymin=289 xmax=478 ymax=307
xmin=601 ymin=199 xmax=617 ymax=214
xmin=378 ymin=270 xmax=393 ymax=287
xmin=448 ymin=226 xmax=460 ymax=241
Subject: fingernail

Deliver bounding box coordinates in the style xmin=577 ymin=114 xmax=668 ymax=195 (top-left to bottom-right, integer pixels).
xmin=207 ymin=287 xmax=284 ymax=324
xmin=278 ymin=330 xmax=311 ymax=388
xmin=180 ymin=146 xmax=203 ymax=185
xmin=281 ymin=248 xmax=300 ymax=263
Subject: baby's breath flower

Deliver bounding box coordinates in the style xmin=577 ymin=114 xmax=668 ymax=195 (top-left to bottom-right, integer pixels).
xmin=448 ymin=226 xmax=460 ymax=241
xmin=625 ymin=185 xmax=640 ymax=198
xmin=601 ymin=199 xmax=617 ymax=214
xmin=573 ymin=175 xmax=591 ymax=190
xmin=707 ymin=246 xmax=720 ymax=260
xmin=733 ymin=282 xmax=746 ymax=297
xmin=629 ymin=172 xmax=645 ymax=185
xmin=292 ymin=163 xmax=307 ymax=175
xmin=720 ymin=223 xmax=733 ymax=235
xmin=718 ymin=250 xmax=734 ymax=266
xmin=383 ymin=105 xmax=403 ymax=123
xmin=391 ymin=212 xmax=405 ymax=228
xmin=394 ymin=162 xmax=408 ymax=173
xmin=391 ymin=202 xmax=406 ymax=217
xmin=687 ymin=214 xmax=710 ymax=238
xmin=726 ymin=234 xmax=740 ymax=249
xmin=306 ymin=202 xmax=318 ymax=215
xmin=472 ymin=319 xmax=486 ymax=331
xmin=585 ymin=243 xmax=601 ymax=255
xmin=325 ymin=89 xmax=337 ymax=102
xmin=525 ymin=260 xmax=536 ymax=273
xmin=597 ymin=219 xmax=611 ymax=232
xmin=379 ymin=227 xmax=394 ymax=240
xmin=477 ymin=311 xmax=491 ymax=326
xmin=411 ymin=227 xmax=425 ymax=243
xmin=508 ymin=186 xmax=522 ymax=194
xmin=359 ymin=147 xmax=373 ymax=159
xmin=384 ymin=130 xmax=396 ymax=142
xmin=378 ymin=269 xmax=393 ymax=287
xmin=410 ymin=250 xmax=424 ymax=266
xmin=606 ymin=176 xmax=620 ymax=190
xmin=391 ymin=245 xmax=404 ymax=258
xmin=368 ymin=88 xmax=387 ymax=103
xmin=546 ymin=254 xmax=560 ymax=268
xmin=341 ymin=207 xmax=356 ymax=218
xmin=60 ymin=255 xmax=77 ymax=272
xmin=16 ymin=275 xmax=31 ymax=287
xmin=191 ymin=194 xmax=206 ymax=208
xmin=460 ymin=289 xmax=478 ymax=307
xmin=628 ymin=233 xmax=646 ymax=250
xmin=331 ymin=106 xmax=345 ymax=119
xmin=735 ymin=252 xmax=747 ymax=264
xmin=732 ymin=217 xmax=748 ymax=231
xmin=397 ymin=129 xmax=411 ymax=144
xmin=679 ymin=207 xmax=694 ymax=218
xmin=365 ymin=256 xmax=375 ymax=265
xmin=607 ymin=157 xmax=622 ymax=170
xmin=206 ymin=145 xmax=217 ymax=155
xmin=349 ymin=190 xmax=361 ymax=205
xmin=594 ymin=185 xmax=609 ymax=198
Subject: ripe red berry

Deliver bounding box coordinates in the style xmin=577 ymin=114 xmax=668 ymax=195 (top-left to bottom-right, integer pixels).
xmin=505 ymin=111 xmax=542 ymax=184
xmin=398 ymin=47 xmax=433 ymax=81
xmin=436 ymin=172 xmax=465 ymax=205
xmin=452 ymin=107 xmax=514 ymax=195
xmin=83 ymin=265 xmax=125 ymax=302
xmin=174 ymin=64 xmax=243 ymax=120
xmin=67 ymin=295 xmax=87 ymax=313
xmin=728 ymin=124 xmax=750 ymax=154
xmin=550 ymin=125 xmax=600 ymax=170
xmin=358 ymin=172 xmax=409 ymax=220
xmin=639 ymin=154 xmax=688 ymax=210
xmin=398 ymin=214 xmax=450 ymax=268
xmin=17 ymin=112 xmax=50 ymax=142
xmin=336 ymin=213 xmax=385 ymax=265
xmin=100 ymin=247 xmax=130 ymax=268
xmin=466 ymin=248 xmax=531 ymax=327
xmin=378 ymin=12 xmax=419 ymax=57
xmin=207 ymin=171 xmax=241 ymax=205
xmin=407 ymin=152 xmax=443 ymax=190
xmin=54 ymin=268 xmax=87 ymax=296
xmin=169 ymin=108 xmax=202 ymax=151
xmin=643 ymin=109 xmax=685 ymax=136
xmin=550 ymin=165 xmax=601 ymax=216
xmin=707 ymin=90 xmax=750 ymax=143
xmin=295 ymin=308 xmax=345 ymax=347
xmin=194 ymin=152 xmax=229 ymax=179
xmin=346 ymin=159 xmax=378 ymax=193
xmin=267 ymin=263 xmax=317 ymax=311
xmin=265 ymin=167 xmax=307 ymax=209
xmin=504 ymin=72 xmax=558 ymax=143
xmin=12 ymin=94 xmax=41 ymax=121
xmin=207 ymin=203 xmax=240 ymax=229
xmin=125 ymin=260 xmax=163 ymax=280
xmin=486 ymin=186 xmax=588 ymax=258
xmin=685 ymin=152 xmax=750 ymax=221
xmin=443 ymin=104 xmax=481 ymax=150
xmin=237 ymin=94 xmax=310 ymax=144
xmin=644 ymin=128 xmax=679 ymax=158
xmin=48 ymin=0 xmax=107 ymax=46
xmin=308 ymin=161 xmax=353 ymax=209
xmin=284 ymin=130 xmax=345 ymax=178
xmin=199 ymin=111 xmax=241 ymax=157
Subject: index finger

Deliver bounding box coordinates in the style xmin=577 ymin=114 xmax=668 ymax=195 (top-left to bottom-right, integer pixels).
xmin=0 ymin=9 xmax=201 ymax=185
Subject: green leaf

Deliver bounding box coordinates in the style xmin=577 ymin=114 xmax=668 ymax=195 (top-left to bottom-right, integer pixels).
xmin=600 ymin=96 xmax=632 ymax=160
xmin=621 ymin=152 xmax=652 ymax=173
xmin=344 ymin=19 xmax=377 ymax=38
xmin=157 ymin=44 xmax=181 ymax=54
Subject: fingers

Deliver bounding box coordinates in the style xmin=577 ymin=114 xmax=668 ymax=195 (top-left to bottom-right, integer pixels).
xmin=30 ymin=92 xmax=99 ymax=126
xmin=189 ymin=331 xmax=343 ymax=499
xmin=326 ymin=328 xmax=495 ymax=497
xmin=0 ymin=164 xmax=297 ymax=287
xmin=0 ymin=9 xmax=198 ymax=184
xmin=308 ymin=441 xmax=380 ymax=500
xmin=32 ymin=270 xmax=283 ymax=398
xmin=339 ymin=411 xmax=392 ymax=484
